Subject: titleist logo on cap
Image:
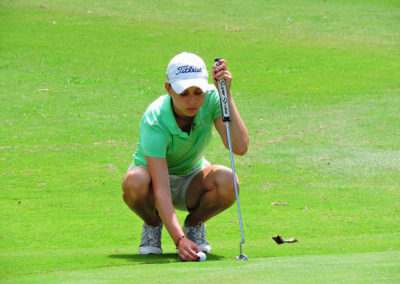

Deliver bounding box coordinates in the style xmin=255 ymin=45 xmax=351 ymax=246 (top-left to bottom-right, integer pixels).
xmin=175 ymin=65 xmax=203 ymax=75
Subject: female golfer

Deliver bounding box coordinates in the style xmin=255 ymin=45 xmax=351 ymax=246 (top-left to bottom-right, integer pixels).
xmin=122 ymin=52 xmax=249 ymax=262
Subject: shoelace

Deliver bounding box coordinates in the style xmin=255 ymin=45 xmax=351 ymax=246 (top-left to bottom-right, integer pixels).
xmin=143 ymin=225 xmax=160 ymax=246
xmin=192 ymin=222 xmax=206 ymax=243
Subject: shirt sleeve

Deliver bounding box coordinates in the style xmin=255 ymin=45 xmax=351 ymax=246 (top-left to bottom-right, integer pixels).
xmin=208 ymin=87 xmax=222 ymax=120
xmin=140 ymin=121 xmax=169 ymax=158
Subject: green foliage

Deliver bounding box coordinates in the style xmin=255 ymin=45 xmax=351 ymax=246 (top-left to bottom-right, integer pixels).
xmin=0 ymin=0 xmax=399 ymax=282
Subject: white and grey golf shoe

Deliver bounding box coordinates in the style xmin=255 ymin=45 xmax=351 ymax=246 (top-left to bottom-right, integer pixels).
xmin=182 ymin=217 xmax=211 ymax=253
xmin=138 ymin=222 xmax=163 ymax=255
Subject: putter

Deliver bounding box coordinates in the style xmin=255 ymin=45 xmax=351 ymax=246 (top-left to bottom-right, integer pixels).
xmin=214 ymin=58 xmax=248 ymax=261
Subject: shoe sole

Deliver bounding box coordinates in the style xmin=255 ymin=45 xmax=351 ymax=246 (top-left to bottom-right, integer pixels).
xmin=199 ymin=244 xmax=211 ymax=254
xmin=139 ymin=246 xmax=162 ymax=255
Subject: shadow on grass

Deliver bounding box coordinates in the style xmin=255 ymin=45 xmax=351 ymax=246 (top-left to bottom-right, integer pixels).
xmin=108 ymin=253 xmax=223 ymax=264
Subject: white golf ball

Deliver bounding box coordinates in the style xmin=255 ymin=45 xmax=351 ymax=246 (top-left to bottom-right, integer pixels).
xmin=196 ymin=251 xmax=206 ymax=262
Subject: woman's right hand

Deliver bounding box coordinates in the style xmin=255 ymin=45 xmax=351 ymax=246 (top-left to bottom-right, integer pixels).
xmin=177 ymin=237 xmax=202 ymax=262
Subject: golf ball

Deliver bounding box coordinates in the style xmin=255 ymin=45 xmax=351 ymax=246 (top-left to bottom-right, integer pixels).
xmin=196 ymin=251 xmax=206 ymax=262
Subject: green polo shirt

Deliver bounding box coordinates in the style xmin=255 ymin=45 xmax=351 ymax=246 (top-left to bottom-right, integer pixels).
xmin=133 ymin=86 xmax=222 ymax=175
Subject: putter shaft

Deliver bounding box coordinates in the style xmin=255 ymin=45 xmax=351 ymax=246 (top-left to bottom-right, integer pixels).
xmin=225 ymin=122 xmax=245 ymax=246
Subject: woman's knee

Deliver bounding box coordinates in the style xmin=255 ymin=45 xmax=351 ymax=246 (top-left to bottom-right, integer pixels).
xmin=214 ymin=167 xmax=239 ymax=204
xmin=122 ymin=168 xmax=151 ymax=203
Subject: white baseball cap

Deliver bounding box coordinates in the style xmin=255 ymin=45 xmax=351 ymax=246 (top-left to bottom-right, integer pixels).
xmin=166 ymin=52 xmax=209 ymax=94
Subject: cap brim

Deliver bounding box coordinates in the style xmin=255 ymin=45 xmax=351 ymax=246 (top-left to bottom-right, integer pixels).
xmin=171 ymin=78 xmax=208 ymax=94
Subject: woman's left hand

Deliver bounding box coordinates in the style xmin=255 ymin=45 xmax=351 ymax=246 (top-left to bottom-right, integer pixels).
xmin=213 ymin=59 xmax=232 ymax=92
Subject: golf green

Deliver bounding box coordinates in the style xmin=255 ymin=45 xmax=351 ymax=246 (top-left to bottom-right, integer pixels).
xmin=1 ymin=0 xmax=399 ymax=282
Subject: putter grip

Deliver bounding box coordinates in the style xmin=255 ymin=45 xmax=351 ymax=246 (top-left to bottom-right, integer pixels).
xmin=214 ymin=58 xmax=231 ymax=122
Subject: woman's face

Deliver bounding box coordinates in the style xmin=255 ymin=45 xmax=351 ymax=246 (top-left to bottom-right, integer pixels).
xmin=167 ymin=84 xmax=206 ymax=118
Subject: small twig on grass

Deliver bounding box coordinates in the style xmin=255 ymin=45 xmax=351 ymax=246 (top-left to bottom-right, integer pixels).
xmin=271 ymin=202 xmax=288 ymax=206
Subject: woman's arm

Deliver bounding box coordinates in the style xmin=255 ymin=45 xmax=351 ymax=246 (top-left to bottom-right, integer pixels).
xmin=145 ymin=156 xmax=201 ymax=261
xmin=213 ymin=61 xmax=249 ymax=156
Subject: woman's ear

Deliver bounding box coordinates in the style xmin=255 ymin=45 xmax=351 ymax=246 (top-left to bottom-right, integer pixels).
xmin=165 ymin=82 xmax=171 ymax=94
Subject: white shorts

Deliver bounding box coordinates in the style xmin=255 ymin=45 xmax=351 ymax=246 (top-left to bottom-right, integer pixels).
xmin=128 ymin=159 xmax=211 ymax=211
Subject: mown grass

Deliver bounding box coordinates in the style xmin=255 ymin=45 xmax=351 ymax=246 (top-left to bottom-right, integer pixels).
xmin=1 ymin=0 xmax=399 ymax=282
xmin=2 ymin=252 xmax=400 ymax=283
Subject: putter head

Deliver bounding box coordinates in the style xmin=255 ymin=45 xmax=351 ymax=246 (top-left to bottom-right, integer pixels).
xmin=236 ymin=254 xmax=248 ymax=261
